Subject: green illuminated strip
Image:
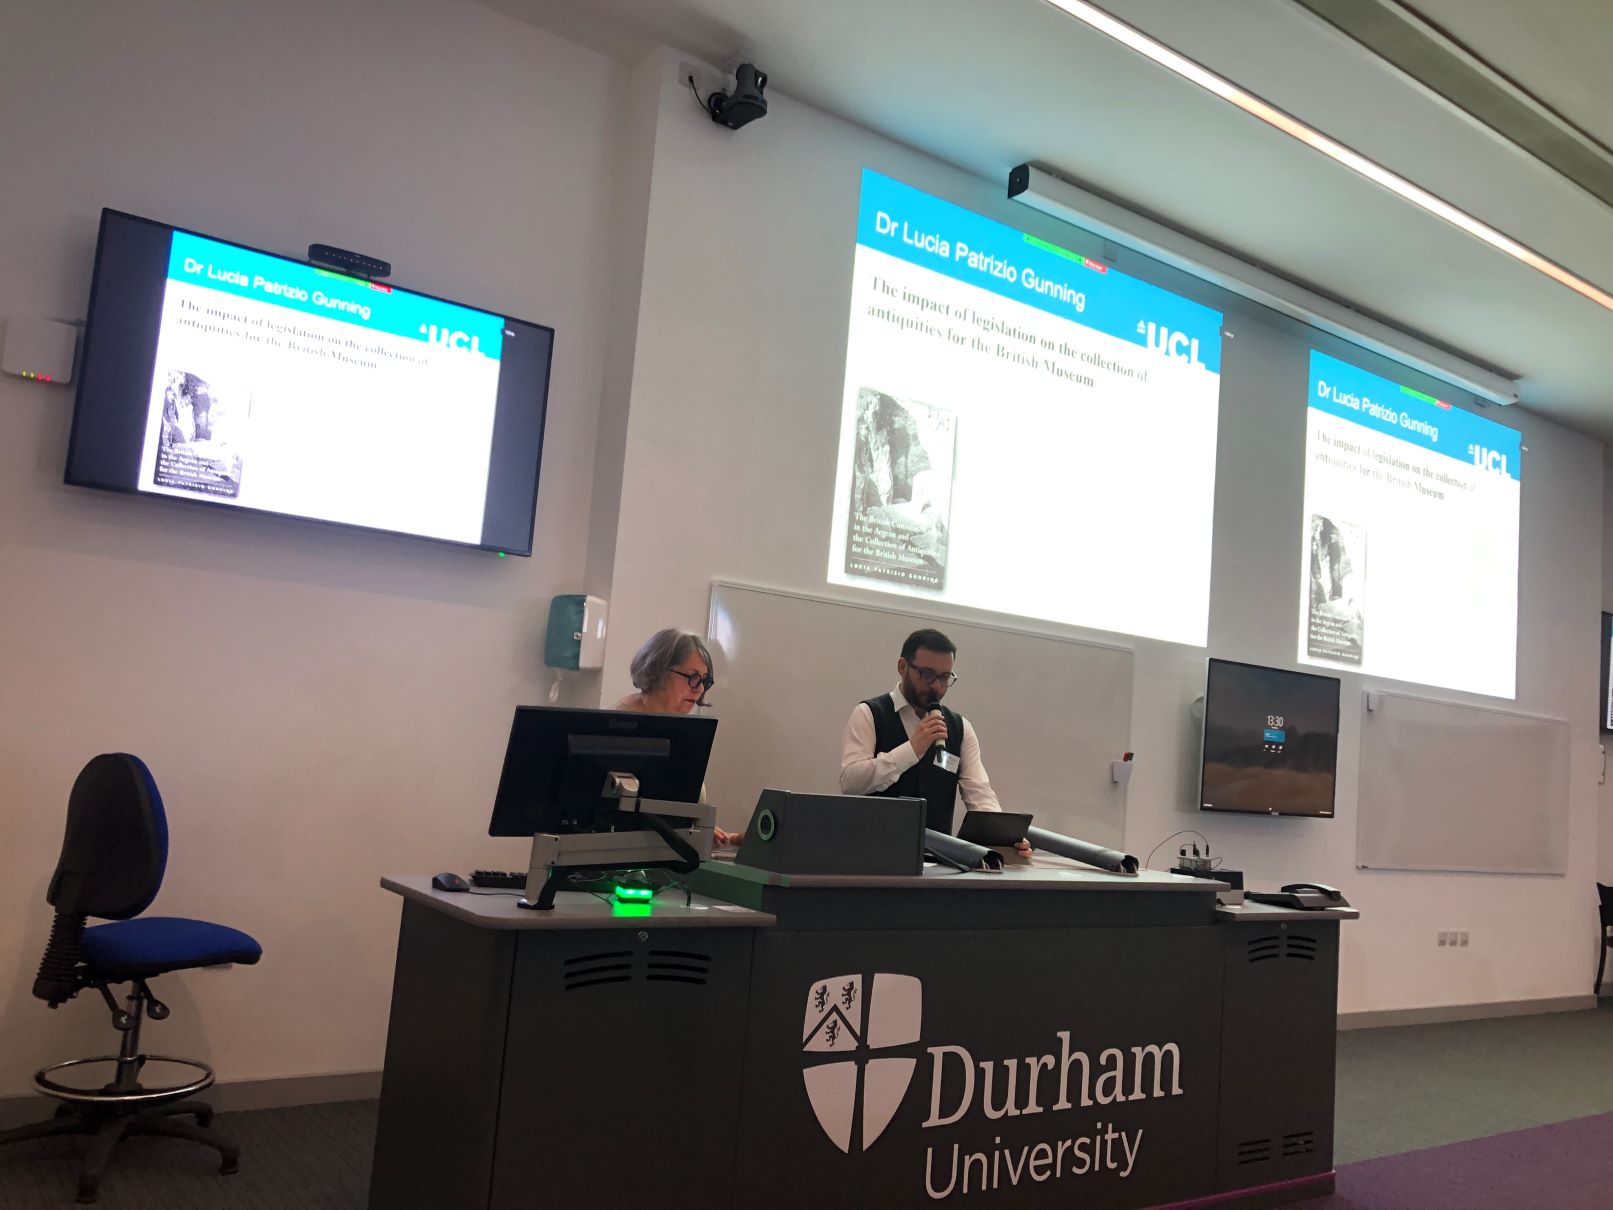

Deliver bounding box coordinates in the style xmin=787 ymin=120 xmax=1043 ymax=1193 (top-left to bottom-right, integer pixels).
xmin=313 ymin=266 xmax=365 ymax=286
xmin=1023 ymin=233 xmax=1086 ymax=264
xmin=1398 ymin=384 xmax=1438 ymax=405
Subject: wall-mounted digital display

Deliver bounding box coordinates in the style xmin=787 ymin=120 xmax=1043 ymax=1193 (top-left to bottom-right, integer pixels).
xmin=1200 ymin=658 xmax=1340 ymax=817
xmin=67 ymin=210 xmax=554 ymax=555
xmin=1602 ymin=612 xmax=1613 ymax=733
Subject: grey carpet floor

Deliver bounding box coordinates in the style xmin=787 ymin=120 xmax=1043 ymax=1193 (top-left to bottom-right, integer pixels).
xmin=1332 ymin=999 xmax=1613 ymax=1164
xmin=0 ymin=1100 xmax=373 ymax=1210
xmin=2 ymin=1002 xmax=1612 ymax=1207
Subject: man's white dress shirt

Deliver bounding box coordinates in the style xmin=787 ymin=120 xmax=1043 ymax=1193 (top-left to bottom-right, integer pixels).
xmin=839 ymin=686 xmax=1001 ymax=811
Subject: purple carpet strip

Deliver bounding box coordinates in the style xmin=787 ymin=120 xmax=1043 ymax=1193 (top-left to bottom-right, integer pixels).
xmin=1291 ymin=1110 xmax=1613 ymax=1209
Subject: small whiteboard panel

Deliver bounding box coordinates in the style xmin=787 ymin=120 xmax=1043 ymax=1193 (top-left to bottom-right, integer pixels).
xmin=1356 ymin=691 xmax=1569 ymax=874
xmin=704 ymin=581 xmax=1134 ymax=846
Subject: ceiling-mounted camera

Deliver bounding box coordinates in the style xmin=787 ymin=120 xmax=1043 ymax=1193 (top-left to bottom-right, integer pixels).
xmin=707 ymin=62 xmax=768 ymax=130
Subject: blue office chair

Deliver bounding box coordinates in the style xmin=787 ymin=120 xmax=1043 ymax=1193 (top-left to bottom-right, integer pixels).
xmin=0 ymin=753 xmax=262 ymax=1204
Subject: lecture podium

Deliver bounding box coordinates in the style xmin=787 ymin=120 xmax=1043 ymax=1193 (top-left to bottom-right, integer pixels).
xmin=370 ymin=865 xmax=1355 ymax=1210
xmin=367 ymin=878 xmax=768 ymax=1210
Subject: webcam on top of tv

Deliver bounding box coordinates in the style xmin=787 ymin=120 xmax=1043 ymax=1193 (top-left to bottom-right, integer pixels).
xmin=307 ymin=244 xmax=391 ymax=280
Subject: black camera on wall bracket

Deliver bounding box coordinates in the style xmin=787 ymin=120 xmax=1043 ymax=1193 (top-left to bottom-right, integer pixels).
xmin=707 ymin=62 xmax=768 ymax=130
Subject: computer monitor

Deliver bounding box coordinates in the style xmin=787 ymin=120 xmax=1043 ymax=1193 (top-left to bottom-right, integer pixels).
xmin=487 ymin=706 xmax=716 ymax=838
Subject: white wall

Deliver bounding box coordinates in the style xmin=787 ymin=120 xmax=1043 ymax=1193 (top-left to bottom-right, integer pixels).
xmin=606 ymin=55 xmax=1607 ymax=1016
xmin=584 ymin=52 xmax=668 ymax=603
xmin=604 ymin=55 xmax=1039 ymax=693
xmin=0 ymin=0 xmax=625 ymax=1096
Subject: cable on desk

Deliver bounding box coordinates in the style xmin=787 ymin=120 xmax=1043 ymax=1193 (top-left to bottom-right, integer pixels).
xmin=1144 ymin=829 xmax=1213 ymax=872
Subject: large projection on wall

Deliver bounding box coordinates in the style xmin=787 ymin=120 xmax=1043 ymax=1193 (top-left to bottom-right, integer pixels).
xmin=1299 ymin=350 xmax=1520 ymax=698
xmin=827 ymin=170 xmax=1224 ymax=646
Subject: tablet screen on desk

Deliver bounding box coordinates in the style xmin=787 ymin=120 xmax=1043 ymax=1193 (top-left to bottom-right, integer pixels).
xmin=956 ymin=810 xmax=1033 ymax=848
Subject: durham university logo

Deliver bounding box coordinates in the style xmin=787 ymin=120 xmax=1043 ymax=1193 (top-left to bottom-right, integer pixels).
xmin=801 ymin=972 xmax=923 ymax=1153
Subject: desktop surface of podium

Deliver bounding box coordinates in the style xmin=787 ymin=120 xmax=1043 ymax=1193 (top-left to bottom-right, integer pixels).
xmin=371 ymin=866 xmax=1353 ymax=1209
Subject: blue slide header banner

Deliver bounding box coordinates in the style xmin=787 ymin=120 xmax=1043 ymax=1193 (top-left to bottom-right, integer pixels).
xmin=1308 ymin=350 xmax=1520 ymax=481
xmin=856 ymin=170 xmax=1223 ymax=373
xmin=166 ymin=231 xmax=505 ymax=359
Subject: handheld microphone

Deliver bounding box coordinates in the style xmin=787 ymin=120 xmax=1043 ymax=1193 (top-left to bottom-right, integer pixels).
xmin=927 ymin=704 xmax=960 ymax=773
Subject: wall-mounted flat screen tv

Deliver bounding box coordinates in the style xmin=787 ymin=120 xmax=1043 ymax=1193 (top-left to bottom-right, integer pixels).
xmin=1601 ymin=612 xmax=1613 ymax=732
xmin=1199 ymin=658 xmax=1340 ymax=817
xmin=66 ymin=209 xmax=553 ymax=555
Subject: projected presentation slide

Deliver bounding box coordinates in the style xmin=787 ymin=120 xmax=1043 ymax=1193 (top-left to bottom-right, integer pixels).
xmin=1299 ymin=350 xmax=1520 ymax=697
xmin=827 ymin=170 xmax=1224 ymax=645
xmin=136 ymin=231 xmax=505 ymax=544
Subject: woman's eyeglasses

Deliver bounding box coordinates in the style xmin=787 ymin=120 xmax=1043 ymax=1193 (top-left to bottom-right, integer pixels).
xmin=669 ymin=668 xmax=715 ymax=692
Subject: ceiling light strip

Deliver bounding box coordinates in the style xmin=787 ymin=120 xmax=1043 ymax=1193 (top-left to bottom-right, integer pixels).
xmin=1010 ymin=164 xmax=1519 ymax=404
xmin=1042 ymin=0 xmax=1613 ymax=314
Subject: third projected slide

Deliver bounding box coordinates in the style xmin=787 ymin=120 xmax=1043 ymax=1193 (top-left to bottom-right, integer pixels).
xmin=827 ymin=170 xmax=1224 ymax=646
xmin=1300 ymin=350 xmax=1520 ymax=698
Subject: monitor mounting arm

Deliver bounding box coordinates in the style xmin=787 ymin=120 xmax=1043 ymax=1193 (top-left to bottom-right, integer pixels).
xmin=517 ymin=771 xmax=715 ymax=911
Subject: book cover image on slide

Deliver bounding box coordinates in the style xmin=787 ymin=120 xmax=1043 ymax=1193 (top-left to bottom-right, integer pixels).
xmin=843 ymin=387 xmax=956 ymax=590
xmin=153 ymin=369 xmax=247 ymax=499
xmin=1307 ymin=514 xmax=1366 ymax=664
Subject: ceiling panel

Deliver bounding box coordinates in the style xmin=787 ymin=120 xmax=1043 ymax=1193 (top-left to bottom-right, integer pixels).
xmin=1411 ymin=0 xmax=1613 ymax=152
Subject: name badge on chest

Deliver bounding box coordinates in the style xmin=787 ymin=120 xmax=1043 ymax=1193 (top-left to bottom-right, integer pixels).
xmin=933 ymin=749 xmax=960 ymax=774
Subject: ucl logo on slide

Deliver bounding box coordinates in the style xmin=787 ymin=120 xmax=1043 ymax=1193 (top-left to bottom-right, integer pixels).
xmin=418 ymin=323 xmax=482 ymax=353
xmin=1138 ymin=320 xmax=1204 ymax=367
xmin=801 ymin=972 xmax=923 ymax=1153
xmin=1468 ymin=444 xmax=1510 ymax=477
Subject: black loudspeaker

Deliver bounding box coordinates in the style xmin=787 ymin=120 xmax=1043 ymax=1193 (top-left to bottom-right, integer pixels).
xmin=735 ymin=789 xmax=924 ymax=876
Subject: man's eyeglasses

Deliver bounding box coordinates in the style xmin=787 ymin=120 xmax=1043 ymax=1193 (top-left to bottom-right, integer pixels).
xmin=669 ymin=668 xmax=715 ymax=692
xmin=909 ymin=666 xmax=958 ymax=688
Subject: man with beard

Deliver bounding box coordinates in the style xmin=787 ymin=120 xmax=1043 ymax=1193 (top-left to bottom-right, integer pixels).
xmin=840 ymin=628 xmax=1030 ymax=854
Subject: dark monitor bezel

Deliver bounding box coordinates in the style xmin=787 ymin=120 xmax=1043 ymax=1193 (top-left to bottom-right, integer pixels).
xmin=1198 ymin=657 xmax=1341 ymax=819
xmin=1602 ymin=612 xmax=1613 ymax=733
xmin=487 ymin=706 xmax=716 ymax=838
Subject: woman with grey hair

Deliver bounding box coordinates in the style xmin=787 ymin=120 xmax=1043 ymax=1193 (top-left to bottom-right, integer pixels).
xmin=615 ymin=629 xmax=741 ymax=845
xmin=615 ymin=628 xmax=714 ymax=715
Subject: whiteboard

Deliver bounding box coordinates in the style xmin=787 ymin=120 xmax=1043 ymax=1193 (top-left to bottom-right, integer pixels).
xmin=1356 ymin=690 xmax=1570 ymax=875
xmin=702 ymin=581 xmax=1134 ymax=846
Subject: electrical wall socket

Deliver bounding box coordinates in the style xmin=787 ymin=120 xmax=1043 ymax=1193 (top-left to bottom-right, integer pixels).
xmin=1458 ymin=930 xmax=1469 ymax=947
xmin=1437 ymin=930 xmax=1449 ymax=946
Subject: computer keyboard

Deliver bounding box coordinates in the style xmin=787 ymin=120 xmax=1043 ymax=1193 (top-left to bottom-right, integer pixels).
xmin=470 ymin=869 xmax=526 ymax=889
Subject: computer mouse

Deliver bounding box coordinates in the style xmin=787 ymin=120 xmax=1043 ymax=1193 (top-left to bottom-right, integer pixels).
xmin=431 ymin=872 xmax=470 ymax=892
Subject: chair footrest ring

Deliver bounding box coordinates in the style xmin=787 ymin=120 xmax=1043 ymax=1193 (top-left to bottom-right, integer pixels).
xmin=34 ymin=1055 xmax=215 ymax=1106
